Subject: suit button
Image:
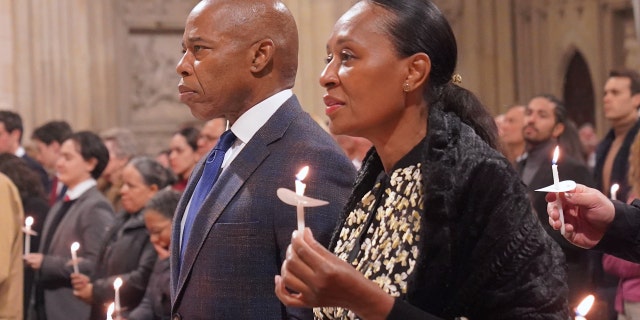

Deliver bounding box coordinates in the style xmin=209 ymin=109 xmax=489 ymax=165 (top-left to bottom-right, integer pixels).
xmin=172 ymin=313 xmax=182 ymax=320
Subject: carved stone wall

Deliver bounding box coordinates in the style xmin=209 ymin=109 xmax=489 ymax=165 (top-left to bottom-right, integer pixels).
xmin=118 ymin=0 xmax=199 ymax=155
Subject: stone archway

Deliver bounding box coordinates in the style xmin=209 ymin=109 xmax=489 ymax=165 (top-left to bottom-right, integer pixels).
xmin=563 ymin=51 xmax=595 ymax=128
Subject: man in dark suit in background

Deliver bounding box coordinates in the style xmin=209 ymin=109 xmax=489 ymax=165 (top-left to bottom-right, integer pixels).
xmin=0 ymin=110 xmax=49 ymax=193
xmin=517 ymin=94 xmax=596 ymax=311
xmin=170 ymin=1 xmax=356 ymax=319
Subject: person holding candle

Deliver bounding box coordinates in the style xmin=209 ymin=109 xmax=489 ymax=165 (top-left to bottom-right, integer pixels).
xmin=0 ymin=172 xmax=24 ymax=319
xmin=275 ymin=0 xmax=568 ymax=318
xmin=71 ymin=157 xmax=175 ymax=320
xmin=516 ymin=94 xmax=597 ymax=311
xmin=128 ymin=189 xmax=181 ymax=320
xmin=24 ymin=131 xmax=115 ymax=320
xmin=172 ymin=0 xmax=356 ymax=318
xmin=0 ymin=152 xmax=50 ymax=319
xmin=601 ymin=132 xmax=640 ymax=320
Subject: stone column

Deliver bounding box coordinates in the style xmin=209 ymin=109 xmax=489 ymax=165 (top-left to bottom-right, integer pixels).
xmin=10 ymin=0 xmax=123 ymax=136
xmin=284 ymin=0 xmax=356 ymax=122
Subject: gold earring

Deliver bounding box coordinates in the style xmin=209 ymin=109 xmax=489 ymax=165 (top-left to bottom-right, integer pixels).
xmin=452 ymin=73 xmax=462 ymax=85
xmin=403 ymin=82 xmax=410 ymax=92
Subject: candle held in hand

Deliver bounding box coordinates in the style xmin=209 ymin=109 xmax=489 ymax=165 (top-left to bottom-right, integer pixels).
xmin=70 ymin=242 xmax=80 ymax=274
xmin=24 ymin=216 xmax=33 ymax=255
xmin=611 ymin=183 xmax=620 ymax=201
xmin=552 ymin=146 xmax=565 ymax=235
xmin=295 ymin=166 xmax=309 ymax=232
xmin=113 ymin=277 xmax=123 ymax=319
xmin=106 ymin=302 xmax=115 ymax=320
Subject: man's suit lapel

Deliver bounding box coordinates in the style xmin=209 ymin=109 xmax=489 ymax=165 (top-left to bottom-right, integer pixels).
xmin=172 ymin=95 xmax=304 ymax=307
xmin=170 ymin=162 xmax=201 ymax=296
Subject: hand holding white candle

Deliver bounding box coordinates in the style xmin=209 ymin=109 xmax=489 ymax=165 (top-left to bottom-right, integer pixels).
xmin=24 ymin=216 xmax=33 ymax=256
xmin=295 ymin=166 xmax=309 ymax=232
xmin=70 ymin=242 xmax=80 ymax=274
xmin=551 ymin=146 xmax=566 ymax=235
xmin=611 ymin=183 xmax=619 ymax=201
xmin=113 ymin=277 xmax=123 ymax=319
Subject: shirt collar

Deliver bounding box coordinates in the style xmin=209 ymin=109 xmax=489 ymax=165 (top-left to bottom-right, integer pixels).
xmin=230 ymin=89 xmax=292 ymax=144
xmin=65 ymin=178 xmax=97 ymax=201
xmin=15 ymin=146 xmax=25 ymax=157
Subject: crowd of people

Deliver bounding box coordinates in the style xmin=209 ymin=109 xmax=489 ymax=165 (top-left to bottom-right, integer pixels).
xmin=2 ymin=0 xmax=640 ymax=319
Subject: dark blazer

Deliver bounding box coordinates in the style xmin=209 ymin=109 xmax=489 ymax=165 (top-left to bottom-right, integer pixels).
xmin=596 ymin=199 xmax=640 ymax=263
xmin=89 ymin=211 xmax=157 ymax=320
xmin=594 ymin=119 xmax=640 ymax=202
xmin=36 ymin=186 xmax=114 ymax=320
xmin=170 ymin=96 xmax=356 ymax=319
xmin=128 ymin=258 xmax=170 ymax=320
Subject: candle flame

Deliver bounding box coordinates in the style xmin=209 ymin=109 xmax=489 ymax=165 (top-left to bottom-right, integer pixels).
xmin=25 ymin=216 xmax=34 ymax=227
xmin=576 ymin=294 xmax=595 ymax=316
xmin=552 ymin=146 xmax=560 ymax=164
xmin=296 ymin=166 xmax=309 ymax=181
xmin=107 ymin=302 xmax=115 ymax=320
xmin=113 ymin=277 xmax=123 ymax=290
xmin=71 ymin=242 xmax=80 ymax=251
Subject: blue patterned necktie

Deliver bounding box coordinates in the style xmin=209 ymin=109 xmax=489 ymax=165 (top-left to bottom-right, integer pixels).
xmin=180 ymin=130 xmax=236 ymax=263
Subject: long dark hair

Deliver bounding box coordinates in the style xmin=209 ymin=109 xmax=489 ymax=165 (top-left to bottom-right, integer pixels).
xmin=0 ymin=153 xmax=46 ymax=200
xmin=368 ymin=0 xmax=498 ymax=149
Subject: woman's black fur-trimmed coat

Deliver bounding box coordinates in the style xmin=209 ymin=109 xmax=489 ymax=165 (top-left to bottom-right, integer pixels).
xmin=330 ymin=107 xmax=568 ymax=319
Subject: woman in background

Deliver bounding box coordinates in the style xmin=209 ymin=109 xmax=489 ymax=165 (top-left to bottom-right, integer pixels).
xmin=169 ymin=127 xmax=200 ymax=191
xmin=71 ymin=157 xmax=175 ymax=320
xmin=0 ymin=153 xmax=49 ymax=319
xmin=128 ymin=189 xmax=182 ymax=320
xmin=275 ymin=0 xmax=567 ymax=318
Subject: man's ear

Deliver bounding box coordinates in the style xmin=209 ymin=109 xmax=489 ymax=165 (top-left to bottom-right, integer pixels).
xmin=250 ymin=39 xmax=275 ymax=74
xmin=403 ymin=52 xmax=431 ymax=92
xmin=632 ymin=93 xmax=640 ymax=109
xmin=552 ymin=122 xmax=565 ymax=139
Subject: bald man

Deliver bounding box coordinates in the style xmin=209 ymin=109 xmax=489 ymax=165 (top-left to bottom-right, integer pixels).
xmin=171 ymin=1 xmax=355 ymax=318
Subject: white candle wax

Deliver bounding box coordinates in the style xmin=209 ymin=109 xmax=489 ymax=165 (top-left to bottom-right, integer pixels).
xmin=552 ymin=147 xmax=565 ymax=235
xmin=106 ymin=302 xmax=114 ymax=320
xmin=611 ymin=183 xmax=619 ymax=201
xmin=70 ymin=242 xmax=80 ymax=274
xmin=24 ymin=216 xmax=33 ymax=255
xmin=113 ymin=277 xmax=123 ymax=318
xmin=295 ymin=166 xmax=309 ymax=232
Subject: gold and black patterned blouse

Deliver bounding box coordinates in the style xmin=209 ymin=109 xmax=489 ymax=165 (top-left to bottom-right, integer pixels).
xmin=315 ymin=146 xmax=424 ymax=320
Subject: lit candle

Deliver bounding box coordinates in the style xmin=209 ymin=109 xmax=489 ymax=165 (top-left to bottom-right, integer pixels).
xmin=113 ymin=277 xmax=123 ymax=318
xmin=552 ymin=146 xmax=566 ymax=235
xmin=610 ymin=183 xmax=619 ymax=201
xmin=295 ymin=166 xmax=309 ymax=232
xmin=106 ymin=302 xmax=114 ymax=320
xmin=575 ymin=294 xmax=595 ymax=320
xmin=24 ymin=216 xmax=33 ymax=255
xmin=70 ymin=242 xmax=80 ymax=274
